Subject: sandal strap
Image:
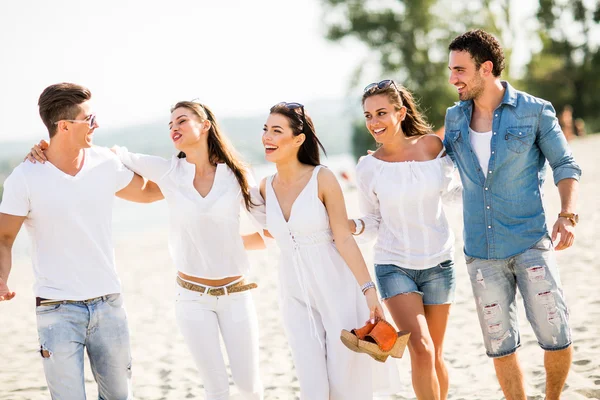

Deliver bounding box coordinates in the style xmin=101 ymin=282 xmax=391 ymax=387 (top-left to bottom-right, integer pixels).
xmin=365 ymin=320 xmax=398 ymax=352
xmin=351 ymin=320 xmax=376 ymax=340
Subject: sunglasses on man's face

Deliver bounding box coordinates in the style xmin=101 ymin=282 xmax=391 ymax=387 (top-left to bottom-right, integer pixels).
xmin=54 ymin=113 xmax=97 ymax=128
xmin=363 ymin=79 xmax=400 ymax=94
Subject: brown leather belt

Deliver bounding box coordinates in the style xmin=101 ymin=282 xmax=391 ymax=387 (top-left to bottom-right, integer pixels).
xmin=35 ymin=294 xmax=110 ymax=307
xmin=176 ymin=276 xmax=257 ymax=296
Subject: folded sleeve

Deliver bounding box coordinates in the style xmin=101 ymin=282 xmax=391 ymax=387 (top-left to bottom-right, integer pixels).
xmin=353 ymin=157 xmax=381 ymax=243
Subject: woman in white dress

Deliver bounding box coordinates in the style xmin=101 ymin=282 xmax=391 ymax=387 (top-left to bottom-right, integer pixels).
xmin=351 ymin=80 xmax=461 ymax=400
xmin=255 ymin=101 xmax=386 ymax=399
xmin=28 ymin=101 xmax=265 ymax=400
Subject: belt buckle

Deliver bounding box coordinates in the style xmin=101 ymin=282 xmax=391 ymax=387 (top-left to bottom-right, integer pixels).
xmin=207 ymin=287 xmax=225 ymax=296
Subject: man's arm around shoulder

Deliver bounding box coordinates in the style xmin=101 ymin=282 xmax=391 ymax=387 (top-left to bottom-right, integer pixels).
xmin=116 ymin=173 xmax=164 ymax=203
xmin=0 ymin=213 xmax=26 ymax=301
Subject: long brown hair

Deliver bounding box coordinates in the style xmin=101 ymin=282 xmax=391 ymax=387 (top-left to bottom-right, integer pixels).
xmin=362 ymin=81 xmax=432 ymax=137
xmin=171 ymin=101 xmax=254 ymax=210
xmin=269 ymin=103 xmax=326 ymax=166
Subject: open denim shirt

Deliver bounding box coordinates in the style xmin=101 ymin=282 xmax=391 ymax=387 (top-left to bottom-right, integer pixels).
xmin=443 ymin=81 xmax=582 ymax=260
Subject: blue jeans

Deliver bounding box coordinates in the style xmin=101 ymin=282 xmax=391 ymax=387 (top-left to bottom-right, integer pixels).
xmin=375 ymin=260 xmax=456 ymax=305
xmin=466 ymin=236 xmax=571 ymax=358
xmin=36 ymin=293 xmax=132 ymax=399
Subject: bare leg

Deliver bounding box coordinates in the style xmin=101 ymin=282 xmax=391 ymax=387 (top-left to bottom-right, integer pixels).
xmin=544 ymin=346 xmax=572 ymax=400
xmin=424 ymin=304 xmax=451 ymax=400
xmin=493 ymin=353 xmax=526 ymax=400
xmin=386 ymin=293 xmax=440 ymax=400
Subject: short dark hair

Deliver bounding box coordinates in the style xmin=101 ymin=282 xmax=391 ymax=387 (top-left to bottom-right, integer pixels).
xmin=449 ymin=29 xmax=505 ymax=77
xmin=38 ymin=83 xmax=92 ymax=138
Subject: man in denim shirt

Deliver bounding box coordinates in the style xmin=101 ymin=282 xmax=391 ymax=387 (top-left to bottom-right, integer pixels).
xmin=444 ymin=30 xmax=581 ymax=400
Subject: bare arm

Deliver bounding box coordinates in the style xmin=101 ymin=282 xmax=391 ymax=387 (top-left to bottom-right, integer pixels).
xmin=242 ymin=232 xmax=266 ymax=250
xmin=552 ymin=178 xmax=579 ymax=250
xmin=0 ymin=213 xmax=26 ymax=301
xmin=319 ymin=168 xmax=384 ymax=321
xmin=116 ymin=173 xmax=164 ymax=203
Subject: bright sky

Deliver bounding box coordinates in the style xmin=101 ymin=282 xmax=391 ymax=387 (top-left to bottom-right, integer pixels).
xmin=0 ymin=0 xmax=547 ymax=142
xmin=0 ymin=0 xmax=363 ymax=141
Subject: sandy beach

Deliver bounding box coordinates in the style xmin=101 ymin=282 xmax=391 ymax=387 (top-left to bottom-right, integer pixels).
xmin=1 ymin=135 xmax=599 ymax=400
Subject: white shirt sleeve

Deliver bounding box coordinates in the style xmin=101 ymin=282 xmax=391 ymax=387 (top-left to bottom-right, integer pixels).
xmin=354 ymin=157 xmax=381 ymax=243
xmin=113 ymin=146 xmax=171 ymax=183
xmin=440 ymin=156 xmax=462 ymax=206
xmin=0 ymin=167 xmax=30 ymax=217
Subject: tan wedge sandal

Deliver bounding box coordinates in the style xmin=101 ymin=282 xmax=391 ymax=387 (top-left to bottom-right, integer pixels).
xmin=359 ymin=320 xmax=410 ymax=362
xmin=341 ymin=320 xmax=411 ymax=363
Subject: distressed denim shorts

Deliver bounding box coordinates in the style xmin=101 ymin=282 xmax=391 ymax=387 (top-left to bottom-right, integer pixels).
xmin=375 ymin=260 xmax=456 ymax=305
xmin=466 ymin=235 xmax=572 ymax=358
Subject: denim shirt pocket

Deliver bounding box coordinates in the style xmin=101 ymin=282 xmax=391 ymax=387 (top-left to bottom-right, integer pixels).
xmin=505 ymin=127 xmax=534 ymax=154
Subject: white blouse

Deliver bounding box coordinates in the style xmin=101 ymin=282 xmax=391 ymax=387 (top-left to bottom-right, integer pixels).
xmin=355 ymin=153 xmax=461 ymax=270
xmin=115 ymin=147 xmax=257 ymax=279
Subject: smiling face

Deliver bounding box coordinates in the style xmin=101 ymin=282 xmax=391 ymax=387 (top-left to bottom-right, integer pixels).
xmin=54 ymin=100 xmax=99 ymax=148
xmin=448 ymin=50 xmax=486 ymax=101
xmin=169 ymin=107 xmax=210 ymax=152
xmin=363 ymin=94 xmax=406 ymax=145
xmin=262 ymin=113 xmax=305 ymax=164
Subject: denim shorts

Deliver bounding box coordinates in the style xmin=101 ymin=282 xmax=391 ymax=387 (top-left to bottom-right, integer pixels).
xmin=375 ymin=260 xmax=456 ymax=305
xmin=466 ymin=235 xmax=571 ymax=358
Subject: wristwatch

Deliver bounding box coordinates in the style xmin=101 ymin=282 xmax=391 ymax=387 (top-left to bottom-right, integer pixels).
xmin=558 ymin=212 xmax=579 ymax=226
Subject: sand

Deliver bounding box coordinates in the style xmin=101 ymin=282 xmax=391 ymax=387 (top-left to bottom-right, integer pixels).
xmin=1 ymin=135 xmax=599 ymax=399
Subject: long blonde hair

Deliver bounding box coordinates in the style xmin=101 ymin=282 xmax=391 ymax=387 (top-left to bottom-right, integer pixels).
xmin=171 ymin=101 xmax=254 ymax=210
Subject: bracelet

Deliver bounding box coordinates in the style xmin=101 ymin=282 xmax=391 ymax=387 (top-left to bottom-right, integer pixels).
xmin=352 ymin=219 xmax=365 ymax=236
xmin=361 ymin=281 xmax=376 ymax=295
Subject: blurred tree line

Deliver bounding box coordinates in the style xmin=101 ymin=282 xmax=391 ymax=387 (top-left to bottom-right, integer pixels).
xmin=321 ymin=0 xmax=600 ymax=158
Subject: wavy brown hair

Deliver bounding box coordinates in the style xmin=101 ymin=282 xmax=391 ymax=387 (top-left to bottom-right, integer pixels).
xmin=171 ymin=101 xmax=254 ymax=210
xmin=362 ymin=81 xmax=432 ymax=137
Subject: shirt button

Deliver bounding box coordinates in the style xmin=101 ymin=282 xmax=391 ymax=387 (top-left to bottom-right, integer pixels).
xmin=488 ymin=226 xmax=492 ymax=229
xmin=489 ymin=171 xmax=492 ymax=174
xmin=487 ymin=206 xmax=490 ymax=209
xmin=491 ymin=151 xmax=495 ymax=154
xmin=493 ymin=132 xmax=497 ymax=135
xmin=519 ymin=132 xmax=522 ymax=135
xmin=495 ymin=114 xmax=498 ymax=117
xmin=485 ymin=187 xmax=488 ymax=190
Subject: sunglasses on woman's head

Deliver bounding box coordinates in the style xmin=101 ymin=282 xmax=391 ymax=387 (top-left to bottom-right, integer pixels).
xmin=363 ymin=79 xmax=400 ymax=94
xmin=276 ymin=102 xmax=306 ymax=131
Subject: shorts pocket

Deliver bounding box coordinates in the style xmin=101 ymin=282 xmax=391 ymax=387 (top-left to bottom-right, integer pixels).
xmin=106 ymin=293 xmax=124 ymax=308
xmin=35 ymin=304 xmax=62 ymax=315
xmin=531 ymin=235 xmax=553 ymax=251
xmin=465 ymin=255 xmax=476 ymax=265
xmin=439 ymin=260 xmax=454 ymax=269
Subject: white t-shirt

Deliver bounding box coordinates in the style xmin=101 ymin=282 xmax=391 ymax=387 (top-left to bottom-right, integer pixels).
xmin=355 ymin=152 xmax=461 ymax=270
xmin=0 ymin=147 xmax=134 ymax=300
xmin=114 ymin=147 xmax=258 ymax=279
xmin=469 ymin=127 xmax=493 ymax=177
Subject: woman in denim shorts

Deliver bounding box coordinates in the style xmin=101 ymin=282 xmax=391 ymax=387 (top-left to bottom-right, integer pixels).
xmin=351 ymin=80 xmax=461 ymax=400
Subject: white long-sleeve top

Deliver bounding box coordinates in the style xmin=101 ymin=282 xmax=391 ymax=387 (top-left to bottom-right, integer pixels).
xmin=115 ymin=147 xmax=256 ymax=279
xmin=355 ymin=153 xmax=462 ymax=270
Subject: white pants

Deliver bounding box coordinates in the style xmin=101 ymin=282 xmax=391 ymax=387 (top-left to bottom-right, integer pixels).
xmin=175 ymin=285 xmax=262 ymax=400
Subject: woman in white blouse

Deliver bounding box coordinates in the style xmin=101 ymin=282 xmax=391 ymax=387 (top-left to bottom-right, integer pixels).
xmin=118 ymin=101 xmax=265 ymax=399
xmin=29 ymin=101 xmax=265 ymax=399
xmin=351 ymin=80 xmax=461 ymax=400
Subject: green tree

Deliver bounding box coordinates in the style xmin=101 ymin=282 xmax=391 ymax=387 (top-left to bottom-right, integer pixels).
xmin=321 ymin=0 xmax=515 ymax=157
xmin=520 ymin=0 xmax=600 ymax=133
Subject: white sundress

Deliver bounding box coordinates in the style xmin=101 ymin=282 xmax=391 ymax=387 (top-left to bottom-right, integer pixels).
xmin=263 ymin=165 xmax=399 ymax=399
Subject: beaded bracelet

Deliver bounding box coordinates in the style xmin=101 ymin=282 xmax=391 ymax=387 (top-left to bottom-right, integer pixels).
xmin=361 ymin=281 xmax=376 ymax=295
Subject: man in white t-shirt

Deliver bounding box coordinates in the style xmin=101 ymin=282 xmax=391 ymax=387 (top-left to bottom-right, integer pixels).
xmin=0 ymin=83 xmax=163 ymax=399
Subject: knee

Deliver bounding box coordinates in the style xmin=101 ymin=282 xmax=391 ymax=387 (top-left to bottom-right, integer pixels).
xmin=410 ymin=336 xmax=436 ymax=362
